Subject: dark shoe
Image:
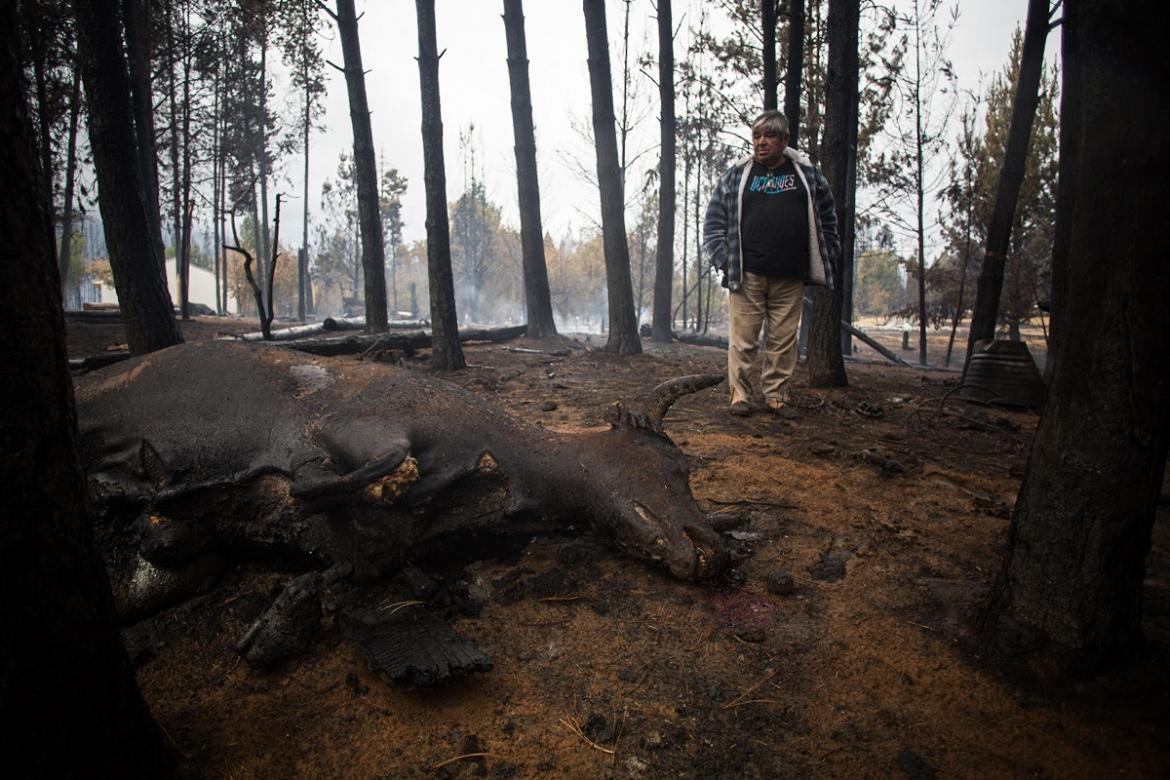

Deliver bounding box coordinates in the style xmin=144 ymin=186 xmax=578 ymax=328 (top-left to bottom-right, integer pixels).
xmin=766 ymin=397 xmax=799 ymax=420
xmin=729 ymin=401 xmax=751 ymax=417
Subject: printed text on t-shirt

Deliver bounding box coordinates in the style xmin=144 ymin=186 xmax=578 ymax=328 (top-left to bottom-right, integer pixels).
xmin=749 ymin=173 xmax=797 ymax=194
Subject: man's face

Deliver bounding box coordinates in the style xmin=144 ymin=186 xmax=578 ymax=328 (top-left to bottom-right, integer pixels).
xmin=752 ymin=128 xmax=787 ymax=167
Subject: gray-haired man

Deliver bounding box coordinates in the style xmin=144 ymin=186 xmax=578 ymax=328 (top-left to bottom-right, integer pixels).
xmin=703 ymin=110 xmax=840 ymax=416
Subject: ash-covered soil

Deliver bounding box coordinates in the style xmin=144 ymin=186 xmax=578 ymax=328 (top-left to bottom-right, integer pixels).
xmin=71 ymin=317 xmax=1169 ymax=778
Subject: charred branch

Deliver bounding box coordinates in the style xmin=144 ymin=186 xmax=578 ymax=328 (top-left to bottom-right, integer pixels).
xmin=225 ymin=210 xmax=270 ymax=340
xmin=265 ymin=325 xmax=528 ymax=357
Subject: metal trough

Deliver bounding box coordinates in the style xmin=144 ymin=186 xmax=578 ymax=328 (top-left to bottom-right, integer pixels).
xmin=960 ymin=339 xmax=1047 ymax=408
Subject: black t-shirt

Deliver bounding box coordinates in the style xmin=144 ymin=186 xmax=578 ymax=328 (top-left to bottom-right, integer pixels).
xmin=740 ymin=159 xmax=809 ymax=278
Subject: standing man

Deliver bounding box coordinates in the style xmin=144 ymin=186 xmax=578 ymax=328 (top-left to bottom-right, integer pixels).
xmin=703 ymin=110 xmax=840 ymax=416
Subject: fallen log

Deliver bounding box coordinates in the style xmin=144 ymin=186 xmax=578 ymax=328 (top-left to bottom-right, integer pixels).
xmin=266 ymin=331 xmax=428 ymax=356
xmin=445 ymin=324 xmax=527 ymax=343
xmin=70 ymin=325 xmax=526 ymax=368
xmin=231 ymin=317 xmax=430 ymax=342
xmin=268 ymin=324 xmax=527 ymax=356
xmin=654 ymin=323 xmax=910 ymax=368
xmin=65 ymin=309 xmax=124 ymax=323
xmin=639 ymin=323 xmax=729 ymax=349
xmin=841 ymin=322 xmax=911 ymax=366
xmin=322 ymin=316 xmax=431 ymax=331
xmin=505 ymin=346 xmax=571 ymax=357
xmin=673 ymin=331 xmax=728 ymax=349
xmin=69 ymin=350 xmax=132 ymax=372
xmin=233 ymin=320 xmax=353 ymax=342
xmin=226 ymin=322 xmax=320 ymax=342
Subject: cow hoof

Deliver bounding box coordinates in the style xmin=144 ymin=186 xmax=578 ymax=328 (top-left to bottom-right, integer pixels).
xmin=236 ymin=571 xmax=324 ymax=670
xmin=117 ymin=552 xmax=224 ymax=623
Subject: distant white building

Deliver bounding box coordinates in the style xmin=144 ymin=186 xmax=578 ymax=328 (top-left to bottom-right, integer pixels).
xmin=88 ymin=260 xmax=238 ymax=314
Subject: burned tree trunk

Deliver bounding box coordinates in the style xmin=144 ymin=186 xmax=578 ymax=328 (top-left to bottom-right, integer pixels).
xmin=121 ymin=0 xmax=167 ymax=286
xmin=333 ymin=0 xmax=389 ymax=333
xmin=0 ymin=10 xmax=174 ymax=770
xmin=415 ymin=0 xmax=465 ymax=370
xmin=762 ymin=0 xmax=778 ymax=110
xmin=224 ymin=210 xmax=270 ymax=339
xmin=783 ymin=0 xmax=804 ymax=146
xmin=256 ymin=40 xmax=272 ymax=309
xmin=806 ymin=0 xmax=858 ymax=387
xmin=978 ymin=0 xmax=1170 ymax=679
xmin=650 ymin=0 xmax=676 ymax=343
xmin=583 ymin=0 xmax=641 ymax=355
xmin=211 ymin=54 xmax=223 ymax=315
xmin=502 ymin=0 xmax=557 ymax=339
xmin=300 ymin=22 xmax=311 ymax=323
xmin=163 ymin=0 xmax=182 ymax=303
xmin=75 ymin=0 xmax=181 ymax=354
xmin=1045 ymin=9 xmax=1080 ymax=379
xmin=56 ymin=63 xmax=81 ymax=293
xmin=178 ymin=9 xmax=194 ymax=321
xmin=267 ymin=194 xmax=283 ymax=323
xmin=20 ymin=0 xmax=55 ymax=225
xmin=963 ymin=0 xmax=1050 ymax=371
xmin=261 ymin=324 xmax=528 ymax=357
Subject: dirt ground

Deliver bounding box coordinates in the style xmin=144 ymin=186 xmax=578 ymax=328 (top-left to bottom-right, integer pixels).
xmin=68 ymin=316 xmax=1169 ymax=779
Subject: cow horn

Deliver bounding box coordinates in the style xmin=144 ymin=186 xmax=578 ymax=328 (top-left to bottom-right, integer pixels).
xmin=606 ymin=373 xmax=724 ymax=433
xmin=645 ymin=373 xmax=725 ymax=429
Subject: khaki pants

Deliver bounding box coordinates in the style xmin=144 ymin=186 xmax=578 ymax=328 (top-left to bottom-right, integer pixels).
xmin=727 ymin=272 xmax=804 ymax=405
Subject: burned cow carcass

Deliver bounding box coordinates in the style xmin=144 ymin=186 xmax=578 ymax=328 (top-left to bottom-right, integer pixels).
xmin=76 ymin=343 xmax=727 ymax=681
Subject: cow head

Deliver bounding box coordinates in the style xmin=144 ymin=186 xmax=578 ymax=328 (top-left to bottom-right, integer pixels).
xmin=574 ymin=373 xmax=729 ymax=580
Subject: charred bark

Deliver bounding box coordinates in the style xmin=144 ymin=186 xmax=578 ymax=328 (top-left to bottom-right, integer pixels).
xmin=121 ymin=0 xmax=167 ymax=286
xmin=300 ymin=47 xmax=310 ymax=322
xmin=19 ymin=0 xmax=55 ymax=225
xmin=227 ymin=209 xmax=273 ymax=341
xmin=211 ymin=52 xmax=222 ymax=315
xmin=178 ymin=7 xmax=194 ymax=321
xmin=56 ymin=62 xmax=82 ymax=294
xmin=69 ymin=351 xmax=134 ymax=372
xmin=963 ymin=0 xmax=1051 ymax=373
xmin=839 ymin=23 xmax=859 ymax=356
xmin=415 ymin=0 xmax=465 ymax=369
xmin=257 ymin=40 xmax=272 ymax=308
xmin=762 ymin=0 xmax=778 ymax=110
xmin=806 ymin=0 xmax=858 ymax=387
xmin=651 ymin=0 xmax=676 ymax=343
xmin=783 ymin=0 xmax=804 ymax=146
xmin=265 ymin=324 xmax=528 ymax=357
xmin=502 ymin=0 xmax=557 ymax=339
xmin=218 ymin=78 xmax=230 ymax=314
xmin=1045 ymin=0 xmax=1080 ymax=381
xmin=267 ymin=193 xmax=283 ymax=322
xmin=978 ymin=0 xmax=1170 ymax=679
xmin=583 ymin=0 xmax=641 ymax=355
xmin=75 ymin=0 xmax=181 ymax=354
xmin=0 ymin=11 xmax=174 ymax=770
xmin=333 ymin=0 xmax=389 ymax=332
xmin=163 ymin=0 xmax=182 ymax=302
xmin=673 ymin=330 xmax=729 ymax=350
xmin=298 ymin=247 xmax=307 ymax=320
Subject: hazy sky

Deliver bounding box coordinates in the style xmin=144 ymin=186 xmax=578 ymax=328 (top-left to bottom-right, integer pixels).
xmin=269 ymin=0 xmax=1056 ymax=252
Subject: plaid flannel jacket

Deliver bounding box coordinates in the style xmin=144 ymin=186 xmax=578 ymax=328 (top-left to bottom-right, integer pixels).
xmin=702 ymin=148 xmax=840 ymax=292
